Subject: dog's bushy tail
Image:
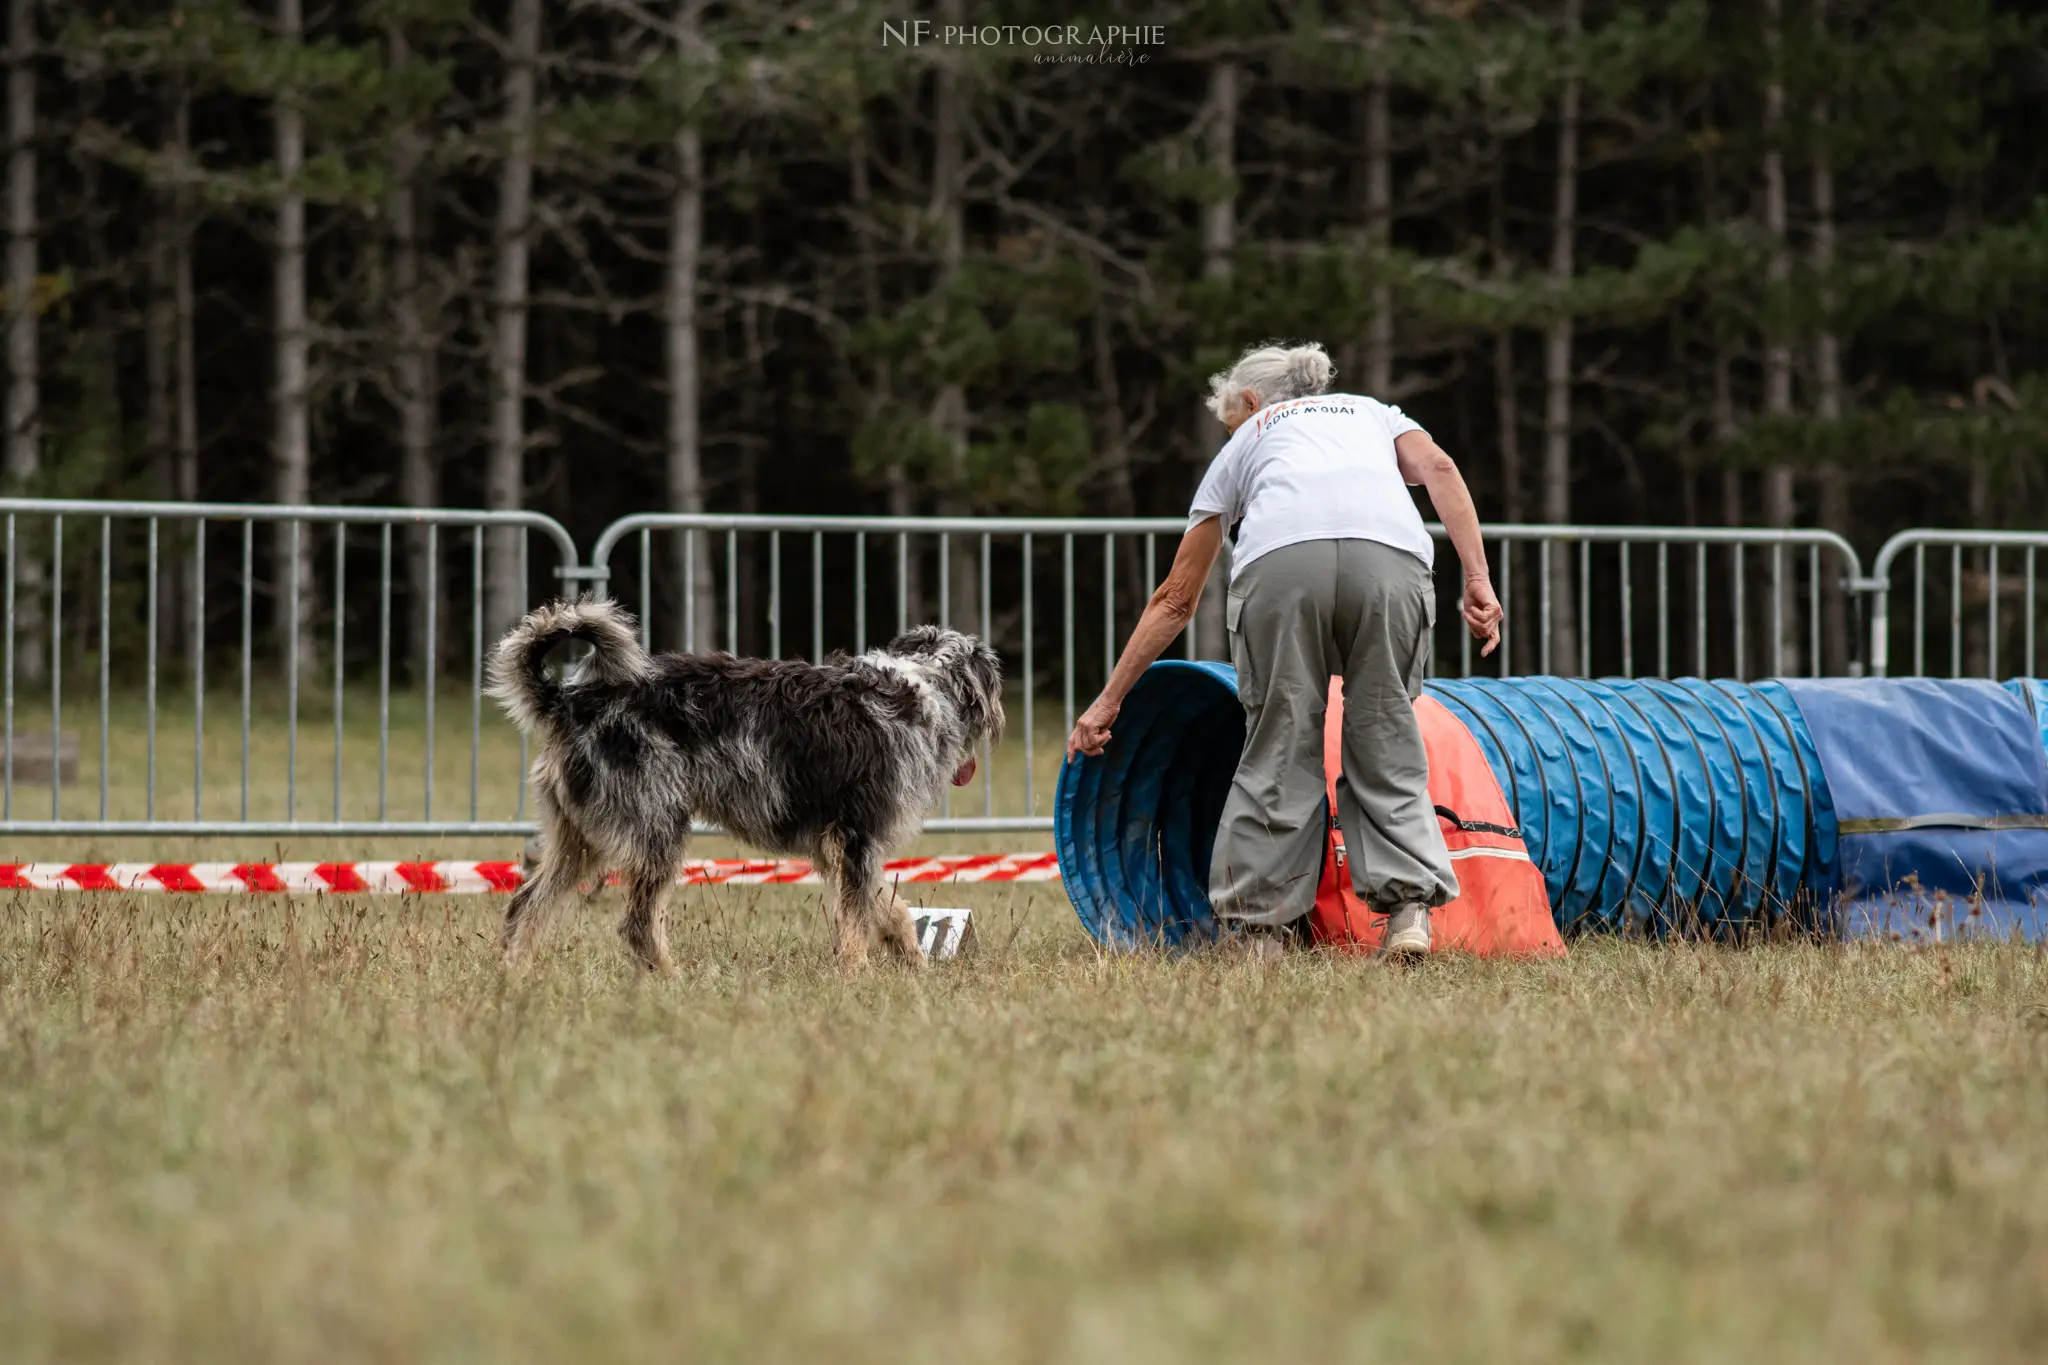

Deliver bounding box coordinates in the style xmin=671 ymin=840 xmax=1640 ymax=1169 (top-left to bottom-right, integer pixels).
xmin=485 ymin=597 xmax=650 ymax=735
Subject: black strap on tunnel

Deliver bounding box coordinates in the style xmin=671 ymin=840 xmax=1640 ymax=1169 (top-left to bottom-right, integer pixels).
xmin=1429 ymin=684 xmax=1552 ymax=862
xmin=1433 ymin=805 xmax=1523 ymax=840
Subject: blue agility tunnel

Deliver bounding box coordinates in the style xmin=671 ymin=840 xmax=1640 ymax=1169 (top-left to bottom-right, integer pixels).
xmin=1054 ymin=661 xmax=1243 ymax=949
xmin=1056 ymin=663 xmax=2048 ymax=944
xmin=1427 ymin=678 xmax=1837 ymax=934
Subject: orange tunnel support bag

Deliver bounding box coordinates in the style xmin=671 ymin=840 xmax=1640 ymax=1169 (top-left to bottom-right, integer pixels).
xmin=1310 ymin=680 xmax=1564 ymax=957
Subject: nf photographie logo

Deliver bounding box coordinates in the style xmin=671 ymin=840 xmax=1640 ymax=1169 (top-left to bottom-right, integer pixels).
xmin=880 ymin=20 xmax=1166 ymax=64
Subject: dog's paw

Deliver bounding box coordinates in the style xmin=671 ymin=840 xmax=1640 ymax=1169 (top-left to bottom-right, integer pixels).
xmin=882 ymin=927 xmax=927 ymax=968
xmin=880 ymin=921 xmax=926 ymax=967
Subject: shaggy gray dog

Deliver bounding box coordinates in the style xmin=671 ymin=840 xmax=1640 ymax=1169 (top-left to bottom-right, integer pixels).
xmin=485 ymin=598 xmax=1004 ymax=972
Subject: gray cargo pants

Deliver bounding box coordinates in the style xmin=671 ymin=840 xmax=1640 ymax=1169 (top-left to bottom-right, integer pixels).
xmin=1209 ymin=537 xmax=1459 ymax=927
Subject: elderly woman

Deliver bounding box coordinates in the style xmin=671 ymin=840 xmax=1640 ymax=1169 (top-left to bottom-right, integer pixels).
xmin=1067 ymin=341 xmax=1502 ymax=958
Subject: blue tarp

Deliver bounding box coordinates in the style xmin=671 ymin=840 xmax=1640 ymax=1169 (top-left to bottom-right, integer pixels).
xmin=2006 ymin=679 xmax=2048 ymax=760
xmin=1429 ymin=678 xmax=1835 ymax=934
xmin=1778 ymin=678 xmax=2048 ymax=939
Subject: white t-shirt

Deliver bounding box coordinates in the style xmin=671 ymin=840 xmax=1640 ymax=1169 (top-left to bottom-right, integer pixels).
xmin=1188 ymin=393 xmax=1434 ymax=583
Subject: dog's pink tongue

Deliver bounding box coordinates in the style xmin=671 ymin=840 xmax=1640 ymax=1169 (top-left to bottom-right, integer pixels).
xmin=951 ymin=757 xmax=978 ymax=787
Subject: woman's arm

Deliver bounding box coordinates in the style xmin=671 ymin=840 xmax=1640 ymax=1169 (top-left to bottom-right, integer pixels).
xmin=1395 ymin=430 xmax=1503 ymax=656
xmin=1066 ymin=517 xmax=1224 ymax=758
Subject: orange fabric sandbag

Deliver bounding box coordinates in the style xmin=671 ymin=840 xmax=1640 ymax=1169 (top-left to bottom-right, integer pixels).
xmin=1310 ymin=678 xmax=1564 ymax=956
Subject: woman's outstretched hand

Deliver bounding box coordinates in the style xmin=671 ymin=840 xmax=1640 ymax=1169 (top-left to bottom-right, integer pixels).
xmin=1463 ymin=575 xmax=1504 ymax=657
xmin=1067 ymin=697 xmax=1120 ymax=759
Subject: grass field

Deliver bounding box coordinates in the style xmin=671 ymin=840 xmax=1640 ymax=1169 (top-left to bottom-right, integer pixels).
xmin=4 ymin=883 xmax=2047 ymax=1363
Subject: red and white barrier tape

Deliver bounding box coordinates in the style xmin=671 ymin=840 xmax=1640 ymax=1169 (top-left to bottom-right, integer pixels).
xmin=0 ymin=852 xmax=1061 ymax=894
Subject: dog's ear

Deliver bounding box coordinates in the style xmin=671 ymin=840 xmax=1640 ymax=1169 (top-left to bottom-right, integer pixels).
xmin=987 ymin=646 xmax=1007 ymax=743
xmin=960 ymin=637 xmax=1006 ymax=744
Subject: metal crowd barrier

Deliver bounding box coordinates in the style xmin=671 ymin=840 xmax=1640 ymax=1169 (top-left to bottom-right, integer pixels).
xmin=0 ymin=497 xmax=2025 ymax=840
xmin=0 ymin=499 xmax=578 ymax=836
xmin=1866 ymin=529 xmax=2048 ymax=679
xmin=1447 ymin=524 xmax=1864 ymax=682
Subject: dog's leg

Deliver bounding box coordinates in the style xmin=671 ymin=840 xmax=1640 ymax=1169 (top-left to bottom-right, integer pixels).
xmin=617 ymin=857 xmax=679 ymax=976
xmin=836 ymin=836 xmax=919 ymax=968
xmin=873 ymin=881 xmax=924 ymax=966
xmin=502 ymin=812 xmax=594 ymax=967
xmin=817 ymin=830 xmax=873 ymax=965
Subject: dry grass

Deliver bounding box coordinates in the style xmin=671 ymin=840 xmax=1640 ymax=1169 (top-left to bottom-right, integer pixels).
xmin=3 ymin=884 xmax=2047 ymax=1363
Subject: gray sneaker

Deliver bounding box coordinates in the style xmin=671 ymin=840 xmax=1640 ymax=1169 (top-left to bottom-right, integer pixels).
xmin=1378 ymin=902 xmax=1432 ymax=960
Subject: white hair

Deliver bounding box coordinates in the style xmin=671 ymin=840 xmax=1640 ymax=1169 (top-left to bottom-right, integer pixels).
xmin=1204 ymin=341 xmax=1336 ymax=421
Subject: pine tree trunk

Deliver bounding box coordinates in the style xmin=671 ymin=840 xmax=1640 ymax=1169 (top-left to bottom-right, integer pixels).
xmin=737 ymin=302 xmax=763 ymax=653
xmin=1715 ymin=350 xmax=1742 ymax=515
xmin=1495 ymin=332 xmax=1521 ymax=525
xmin=1715 ymin=349 xmax=1744 ymax=672
xmin=1491 ymin=169 xmax=1522 ymax=670
xmin=1091 ymin=283 xmax=1142 ymax=622
xmin=1491 ymin=170 xmax=1521 ymax=526
xmin=1542 ymin=0 xmax=1581 ymax=675
xmin=1364 ymin=2 xmax=1392 ymax=396
xmin=1761 ymin=0 xmax=1799 ymax=677
xmin=171 ymin=62 xmax=199 ymax=662
xmin=146 ymin=244 xmax=170 ymax=445
xmin=666 ymin=109 xmax=716 ymax=653
xmin=173 ymin=77 xmax=199 ymax=662
xmin=1493 ymin=328 xmax=1523 ymax=674
xmin=1967 ymin=450 xmax=1992 ymax=674
xmin=77 ymin=138 xmax=122 ymax=466
xmin=146 ymin=218 xmax=175 ymax=649
xmin=273 ymin=0 xmax=315 ymax=674
xmin=389 ymin=27 xmax=440 ymax=682
xmin=930 ymin=0 xmax=975 ymax=636
xmin=1194 ymin=58 xmax=1238 ymax=659
xmin=486 ymin=0 xmax=540 ymax=639
xmin=1812 ymin=0 xmax=1849 ymax=675
xmin=6 ymin=0 xmax=40 ymax=685
xmin=1200 ymin=62 xmax=1237 ymax=287
xmin=849 ymin=122 xmax=918 ymax=637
